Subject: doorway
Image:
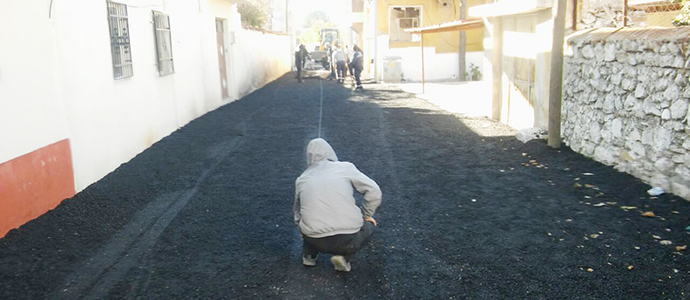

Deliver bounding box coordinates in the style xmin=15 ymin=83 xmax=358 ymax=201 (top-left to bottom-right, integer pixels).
xmin=216 ymin=19 xmax=229 ymax=99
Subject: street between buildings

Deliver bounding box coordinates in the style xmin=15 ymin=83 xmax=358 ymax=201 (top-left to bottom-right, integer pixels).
xmin=1 ymin=73 xmax=688 ymax=299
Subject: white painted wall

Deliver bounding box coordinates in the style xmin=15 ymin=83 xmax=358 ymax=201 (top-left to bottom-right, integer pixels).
xmin=0 ymin=0 xmax=70 ymax=163
xmin=230 ymin=30 xmax=291 ymax=98
xmin=478 ymin=9 xmax=554 ymax=130
xmin=1 ymin=0 xmax=291 ymax=191
xmin=380 ymin=42 xmax=484 ymax=82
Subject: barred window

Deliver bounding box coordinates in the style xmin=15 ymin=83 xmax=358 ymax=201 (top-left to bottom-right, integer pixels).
xmin=389 ymin=6 xmax=421 ymax=42
xmin=153 ymin=11 xmax=174 ymax=76
xmin=107 ymin=1 xmax=133 ymax=79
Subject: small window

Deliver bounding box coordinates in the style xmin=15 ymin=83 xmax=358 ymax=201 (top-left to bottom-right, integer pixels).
xmin=153 ymin=11 xmax=174 ymax=76
xmin=107 ymin=1 xmax=133 ymax=79
xmin=389 ymin=6 xmax=421 ymax=42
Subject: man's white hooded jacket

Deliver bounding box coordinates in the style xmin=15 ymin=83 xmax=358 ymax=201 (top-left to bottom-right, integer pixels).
xmin=293 ymin=139 xmax=382 ymax=238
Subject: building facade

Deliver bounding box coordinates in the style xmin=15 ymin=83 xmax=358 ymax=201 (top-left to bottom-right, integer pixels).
xmin=0 ymin=0 xmax=291 ymax=237
xmin=352 ymin=0 xmax=487 ymax=82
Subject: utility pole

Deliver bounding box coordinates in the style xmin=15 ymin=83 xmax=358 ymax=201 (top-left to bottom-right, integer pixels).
xmin=548 ymin=0 xmax=567 ymax=148
xmin=459 ymin=0 xmax=467 ymax=81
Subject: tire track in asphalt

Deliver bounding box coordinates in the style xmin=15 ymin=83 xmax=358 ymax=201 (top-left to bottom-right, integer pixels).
xmin=358 ymin=88 xmax=466 ymax=298
xmin=50 ymin=115 xmax=260 ymax=299
xmin=282 ymin=80 xmax=354 ymax=300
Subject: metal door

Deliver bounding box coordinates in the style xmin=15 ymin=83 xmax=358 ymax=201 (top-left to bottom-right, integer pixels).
xmin=502 ymin=14 xmax=536 ymax=128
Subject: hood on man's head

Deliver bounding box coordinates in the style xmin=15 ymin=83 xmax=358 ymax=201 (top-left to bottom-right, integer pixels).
xmin=306 ymin=138 xmax=338 ymax=166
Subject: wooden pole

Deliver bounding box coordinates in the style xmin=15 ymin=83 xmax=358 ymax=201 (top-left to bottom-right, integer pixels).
xmin=572 ymin=0 xmax=578 ymax=30
xmin=459 ymin=0 xmax=467 ymax=81
xmin=421 ymin=33 xmax=425 ymax=94
xmin=623 ymin=0 xmax=628 ymax=27
xmin=548 ymin=0 xmax=567 ymax=148
xmin=491 ymin=18 xmax=503 ymax=121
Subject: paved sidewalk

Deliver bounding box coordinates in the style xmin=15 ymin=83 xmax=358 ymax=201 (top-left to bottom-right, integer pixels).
xmin=394 ymin=80 xmax=492 ymax=117
xmin=0 ymin=73 xmax=688 ymax=299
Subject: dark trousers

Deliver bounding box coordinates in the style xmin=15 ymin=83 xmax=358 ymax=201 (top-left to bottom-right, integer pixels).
xmin=336 ymin=61 xmax=346 ymax=79
xmin=296 ymin=63 xmax=303 ymax=79
xmin=302 ymin=221 xmax=375 ymax=261
xmin=354 ymin=68 xmax=363 ymax=87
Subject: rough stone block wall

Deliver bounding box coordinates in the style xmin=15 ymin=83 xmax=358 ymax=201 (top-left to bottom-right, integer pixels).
xmin=563 ymin=27 xmax=690 ymax=200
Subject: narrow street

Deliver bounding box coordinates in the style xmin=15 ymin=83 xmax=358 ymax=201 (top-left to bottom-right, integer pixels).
xmin=1 ymin=73 xmax=688 ymax=299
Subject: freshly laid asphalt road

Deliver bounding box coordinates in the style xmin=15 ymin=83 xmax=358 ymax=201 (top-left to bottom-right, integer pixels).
xmin=1 ymin=73 xmax=689 ymax=299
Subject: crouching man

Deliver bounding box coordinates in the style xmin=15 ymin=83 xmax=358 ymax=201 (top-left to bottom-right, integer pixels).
xmin=293 ymin=138 xmax=382 ymax=272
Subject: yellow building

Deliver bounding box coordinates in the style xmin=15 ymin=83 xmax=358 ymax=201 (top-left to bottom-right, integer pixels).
xmin=351 ymin=0 xmax=488 ymax=82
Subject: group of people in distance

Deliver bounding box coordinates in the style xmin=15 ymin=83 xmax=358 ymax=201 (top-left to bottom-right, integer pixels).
xmin=295 ymin=41 xmax=364 ymax=90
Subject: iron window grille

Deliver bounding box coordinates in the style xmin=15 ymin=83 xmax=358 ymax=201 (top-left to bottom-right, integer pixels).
xmin=153 ymin=11 xmax=174 ymax=76
xmin=390 ymin=6 xmax=421 ymax=42
xmin=107 ymin=1 xmax=133 ymax=79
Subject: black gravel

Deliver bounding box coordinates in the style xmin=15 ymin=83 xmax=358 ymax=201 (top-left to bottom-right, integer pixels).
xmin=1 ymin=73 xmax=689 ymax=299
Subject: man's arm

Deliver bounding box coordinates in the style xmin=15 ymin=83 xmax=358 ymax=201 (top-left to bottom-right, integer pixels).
xmin=293 ymin=187 xmax=301 ymax=226
xmin=347 ymin=164 xmax=382 ymax=219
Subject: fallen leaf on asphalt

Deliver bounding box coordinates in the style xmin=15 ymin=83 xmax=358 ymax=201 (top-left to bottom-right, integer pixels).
xmin=641 ymin=211 xmax=656 ymax=217
xmin=634 ymin=246 xmax=640 ymax=250
xmin=676 ymin=245 xmax=687 ymax=251
xmin=606 ymin=202 xmax=618 ymax=206
xmin=584 ymin=184 xmax=599 ymax=190
xmin=590 ymin=234 xmax=600 ymax=239
xmin=621 ymin=206 xmax=637 ymax=210
xmin=583 ymin=173 xmax=594 ymax=176
xmin=671 ymin=211 xmax=679 ymax=214
xmin=587 ymin=268 xmax=594 ymax=272
xmin=628 ymin=265 xmax=634 ymax=270
xmin=573 ymin=183 xmax=582 ymax=188
xmin=660 ymin=240 xmax=673 ymax=245
xmin=653 ymin=235 xmax=662 ymax=239
xmin=593 ymin=203 xmax=606 ymax=207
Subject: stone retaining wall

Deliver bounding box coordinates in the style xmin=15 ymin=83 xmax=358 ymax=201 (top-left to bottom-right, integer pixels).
xmin=563 ymin=27 xmax=690 ymax=200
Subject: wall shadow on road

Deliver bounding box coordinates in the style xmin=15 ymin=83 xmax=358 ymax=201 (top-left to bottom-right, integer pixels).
xmin=0 ymin=73 xmax=689 ymax=299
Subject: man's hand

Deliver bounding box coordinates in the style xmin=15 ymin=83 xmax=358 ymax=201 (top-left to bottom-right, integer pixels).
xmin=364 ymin=217 xmax=378 ymax=226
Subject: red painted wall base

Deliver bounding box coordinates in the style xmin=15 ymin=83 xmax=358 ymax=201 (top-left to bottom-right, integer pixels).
xmin=0 ymin=139 xmax=75 ymax=238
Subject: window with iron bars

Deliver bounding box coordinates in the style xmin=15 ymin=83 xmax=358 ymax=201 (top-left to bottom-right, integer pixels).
xmin=153 ymin=11 xmax=174 ymax=76
xmin=389 ymin=6 xmax=421 ymax=42
xmin=107 ymin=1 xmax=133 ymax=79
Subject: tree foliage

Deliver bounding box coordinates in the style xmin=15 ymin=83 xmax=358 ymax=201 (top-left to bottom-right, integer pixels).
xmin=672 ymin=0 xmax=690 ymax=26
xmin=299 ymin=10 xmax=336 ymax=47
xmin=303 ymin=10 xmax=330 ymax=29
xmin=238 ymin=0 xmax=271 ymax=30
